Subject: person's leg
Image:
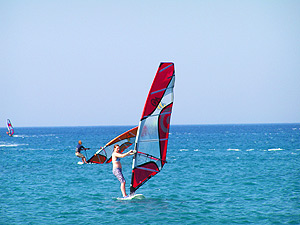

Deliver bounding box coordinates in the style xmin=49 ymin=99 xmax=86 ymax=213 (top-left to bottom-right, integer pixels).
xmin=113 ymin=168 xmax=127 ymax=197
xmin=121 ymin=182 xmax=127 ymax=197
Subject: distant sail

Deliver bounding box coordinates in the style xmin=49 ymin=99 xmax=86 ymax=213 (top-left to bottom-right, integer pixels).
xmin=6 ymin=119 xmax=14 ymax=136
xmin=87 ymin=126 xmax=138 ymax=164
xmin=130 ymin=62 xmax=175 ymax=194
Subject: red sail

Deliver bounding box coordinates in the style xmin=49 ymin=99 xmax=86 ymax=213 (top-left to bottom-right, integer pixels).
xmin=130 ymin=62 xmax=175 ymax=194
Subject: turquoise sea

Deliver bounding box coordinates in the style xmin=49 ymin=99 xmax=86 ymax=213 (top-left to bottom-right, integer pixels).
xmin=1 ymin=124 xmax=300 ymax=224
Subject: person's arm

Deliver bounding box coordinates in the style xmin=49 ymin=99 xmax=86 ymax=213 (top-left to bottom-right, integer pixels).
xmin=114 ymin=150 xmax=134 ymax=158
xmin=80 ymin=145 xmax=90 ymax=150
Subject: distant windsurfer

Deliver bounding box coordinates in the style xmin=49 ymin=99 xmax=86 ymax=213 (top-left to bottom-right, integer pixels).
xmin=112 ymin=144 xmax=134 ymax=198
xmin=6 ymin=119 xmax=14 ymax=136
xmin=75 ymin=140 xmax=89 ymax=164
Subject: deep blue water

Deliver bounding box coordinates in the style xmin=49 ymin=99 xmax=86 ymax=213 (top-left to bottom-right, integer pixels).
xmin=0 ymin=124 xmax=299 ymax=224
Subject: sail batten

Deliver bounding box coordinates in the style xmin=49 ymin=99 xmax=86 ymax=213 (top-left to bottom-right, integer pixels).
xmin=136 ymin=167 xmax=160 ymax=173
xmin=150 ymin=84 xmax=174 ymax=95
xmin=130 ymin=62 xmax=175 ymax=194
xmin=139 ymin=138 xmax=169 ymax=143
xmin=159 ymin=64 xmax=173 ymax=72
xmin=139 ymin=139 xmax=159 ymax=143
xmin=137 ymin=152 xmax=167 ymax=162
xmin=151 ymin=88 xmax=167 ymax=95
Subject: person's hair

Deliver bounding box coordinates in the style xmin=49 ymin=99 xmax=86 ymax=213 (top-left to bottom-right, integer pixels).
xmin=114 ymin=144 xmax=119 ymax=149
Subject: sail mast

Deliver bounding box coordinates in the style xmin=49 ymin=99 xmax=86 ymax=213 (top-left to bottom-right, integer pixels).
xmin=131 ymin=120 xmax=142 ymax=191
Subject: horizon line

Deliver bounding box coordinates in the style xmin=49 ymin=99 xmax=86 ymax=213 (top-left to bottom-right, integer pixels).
xmin=0 ymin=122 xmax=299 ymax=129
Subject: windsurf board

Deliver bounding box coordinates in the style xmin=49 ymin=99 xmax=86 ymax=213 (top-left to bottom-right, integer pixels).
xmin=116 ymin=194 xmax=145 ymax=201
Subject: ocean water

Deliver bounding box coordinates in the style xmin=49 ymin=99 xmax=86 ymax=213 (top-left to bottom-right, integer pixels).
xmin=0 ymin=124 xmax=299 ymax=224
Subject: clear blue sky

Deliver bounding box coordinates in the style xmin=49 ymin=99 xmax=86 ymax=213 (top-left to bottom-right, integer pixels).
xmin=1 ymin=0 xmax=299 ymax=127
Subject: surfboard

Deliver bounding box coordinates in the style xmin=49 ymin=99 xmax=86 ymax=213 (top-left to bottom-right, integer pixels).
xmin=116 ymin=194 xmax=145 ymax=201
xmin=77 ymin=161 xmax=84 ymax=165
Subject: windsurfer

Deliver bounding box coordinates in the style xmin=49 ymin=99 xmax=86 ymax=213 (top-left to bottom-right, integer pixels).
xmin=112 ymin=144 xmax=134 ymax=197
xmin=75 ymin=140 xmax=89 ymax=164
xmin=6 ymin=119 xmax=14 ymax=136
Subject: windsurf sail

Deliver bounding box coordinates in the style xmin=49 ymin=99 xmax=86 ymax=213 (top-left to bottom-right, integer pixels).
xmin=130 ymin=62 xmax=175 ymax=194
xmin=87 ymin=126 xmax=138 ymax=164
xmin=6 ymin=119 xmax=14 ymax=136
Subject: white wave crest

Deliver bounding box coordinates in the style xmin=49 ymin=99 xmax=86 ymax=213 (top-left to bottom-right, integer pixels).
xmin=13 ymin=135 xmax=25 ymax=138
xmin=268 ymin=148 xmax=284 ymax=151
xmin=227 ymin=149 xmax=240 ymax=151
xmin=0 ymin=143 xmax=28 ymax=147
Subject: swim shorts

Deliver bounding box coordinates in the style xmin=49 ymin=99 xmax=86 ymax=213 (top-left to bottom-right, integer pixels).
xmin=113 ymin=168 xmax=125 ymax=183
xmin=75 ymin=152 xmax=84 ymax=158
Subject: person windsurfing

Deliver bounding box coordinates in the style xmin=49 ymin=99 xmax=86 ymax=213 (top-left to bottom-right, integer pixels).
xmin=112 ymin=144 xmax=135 ymax=198
xmin=75 ymin=140 xmax=89 ymax=164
